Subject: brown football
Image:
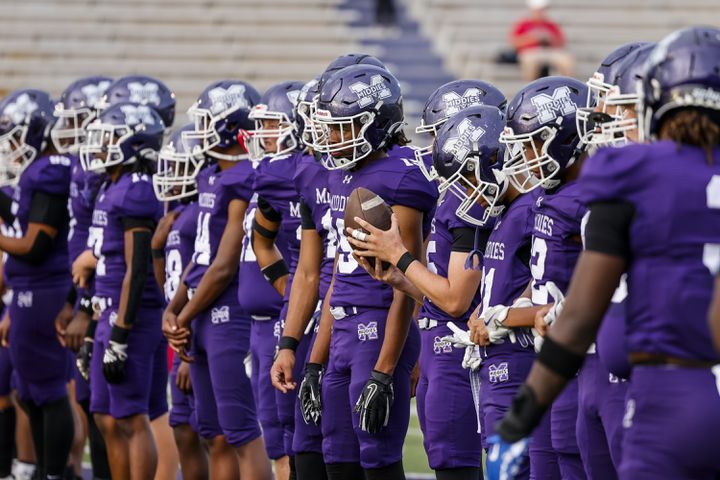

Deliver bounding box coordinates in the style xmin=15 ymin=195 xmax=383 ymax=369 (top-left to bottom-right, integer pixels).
xmin=344 ymin=187 xmax=393 ymax=269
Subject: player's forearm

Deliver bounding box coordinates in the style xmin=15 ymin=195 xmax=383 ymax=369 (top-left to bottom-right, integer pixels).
xmin=167 ymin=266 xmax=190 ymax=315
xmin=283 ymin=266 xmax=320 ymax=341
xmin=308 ymin=283 xmax=333 ymax=365
xmin=374 ymin=290 xmax=413 ymax=375
xmin=404 ymin=262 xmax=475 ymax=318
xmin=503 ymin=306 xmax=545 ymax=328
xmin=152 ymin=257 xmax=166 ymax=290
xmin=178 ymin=262 xmax=235 ymax=326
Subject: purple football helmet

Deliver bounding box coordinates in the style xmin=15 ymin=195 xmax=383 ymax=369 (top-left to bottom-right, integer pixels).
xmin=296 ymin=77 xmax=321 ymax=147
xmin=246 ymin=80 xmax=304 ymax=160
xmin=500 ymin=76 xmax=587 ymax=192
xmin=592 ymin=44 xmax=656 ymax=146
xmin=415 ymin=79 xmax=506 ymax=181
xmin=0 ymin=89 xmax=56 ymax=186
xmin=153 ymin=123 xmax=205 ymax=201
xmin=52 ymin=76 xmax=113 ymax=154
xmin=313 ymin=64 xmax=403 ymax=170
xmin=577 ymin=42 xmax=650 ymax=144
xmin=318 ymin=53 xmax=386 ymax=91
xmin=432 ymin=105 xmax=505 ymax=226
xmin=96 ymin=75 xmax=176 ymax=127
xmin=641 ymin=26 xmax=720 ymax=139
xmin=80 ymin=101 xmax=165 ymax=172
xmin=183 ymin=80 xmax=261 ymax=162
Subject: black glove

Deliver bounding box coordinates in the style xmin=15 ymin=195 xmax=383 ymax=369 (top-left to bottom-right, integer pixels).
xmin=355 ymin=370 xmax=394 ymax=434
xmin=496 ymin=384 xmax=547 ymax=443
xmin=76 ymin=320 xmax=97 ymax=381
xmin=102 ymin=325 xmax=130 ymax=384
xmin=298 ymin=363 xmax=323 ymax=425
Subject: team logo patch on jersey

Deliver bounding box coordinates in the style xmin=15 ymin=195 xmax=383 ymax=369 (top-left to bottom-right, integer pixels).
xmin=81 ymin=81 xmax=112 ymax=108
xmin=442 ymin=118 xmax=485 ymax=164
xmin=442 ymin=88 xmax=485 ymax=116
xmin=349 ymin=75 xmax=391 ymax=108
xmin=488 ymin=362 xmax=509 ymax=383
xmin=2 ymin=93 xmax=38 ymax=124
xmin=127 ymin=82 xmax=161 ymax=106
xmin=207 ymin=85 xmax=248 ymax=115
xmin=211 ymin=306 xmax=230 ymax=324
xmin=433 ymin=336 xmax=453 ymax=354
xmin=119 ymin=104 xmax=156 ymax=126
xmin=357 ymin=321 xmax=379 ymax=341
xmin=16 ymin=291 xmax=32 ymax=308
xmin=530 ymin=86 xmax=577 ymax=124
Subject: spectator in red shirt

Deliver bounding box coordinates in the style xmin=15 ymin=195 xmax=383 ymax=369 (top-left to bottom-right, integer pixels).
xmin=510 ymin=0 xmax=575 ymax=81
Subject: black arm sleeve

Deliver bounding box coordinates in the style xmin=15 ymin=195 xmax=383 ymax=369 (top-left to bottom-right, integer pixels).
xmin=28 ymin=191 xmax=68 ymax=230
xmin=450 ymin=227 xmax=477 ymax=253
xmin=257 ymin=196 xmax=282 ymax=222
xmin=122 ymin=230 xmax=151 ymax=328
xmin=300 ymin=201 xmax=316 ymax=230
xmin=0 ymin=190 xmax=14 ymax=225
xmin=518 ymin=242 xmax=532 ymax=267
xmin=584 ymin=201 xmax=634 ymax=258
xmin=121 ymin=217 xmax=156 ymax=231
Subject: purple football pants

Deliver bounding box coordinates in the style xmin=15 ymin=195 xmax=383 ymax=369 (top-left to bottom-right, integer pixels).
xmin=322 ymin=308 xmax=420 ymax=469
xmin=619 ymin=365 xmax=720 ymax=480
xmin=576 ymin=354 xmax=626 ymax=479
xmin=292 ymin=317 xmax=323 ymax=455
xmin=415 ymin=323 xmax=482 ymax=470
xmin=169 ymin=354 xmax=198 ymax=431
xmin=250 ymin=318 xmax=285 ymax=459
xmin=9 ymin=285 xmax=71 ymax=405
xmin=189 ymin=288 xmax=261 ymax=447
xmin=550 ymin=377 xmax=586 ymax=479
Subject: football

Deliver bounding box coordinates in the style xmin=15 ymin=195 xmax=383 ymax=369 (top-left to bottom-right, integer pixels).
xmin=344 ymin=187 xmax=393 ymax=268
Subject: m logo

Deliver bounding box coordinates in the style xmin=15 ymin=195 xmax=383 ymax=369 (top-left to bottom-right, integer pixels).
xmin=442 ymin=118 xmax=485 ymax=164
xmin=127 ymin=82 xmax=161 ymax=106
xmin=357 ymin=322 xmax=379 ymax=341
xmin=273 ymin=320 xmax=281 ymax=339
xmin=207 ymin=85 xmax=248 ymax=115
xmin=488 ymin=362 xmax=509 ymax=383
xmin=81 ymin=81 xmax=112 ymax=108
xmin=349 ymin=75 xmax=391 ymax=108
xmin=2 ymin=93 xmax=38 ymax=124
xmin=211 ymin=306 xmax=230 ymax=324
xmin=17 ymin=291 xmax=33 ymax=308
xmin=530 ymin=86 xmax=577 ymax=123
xmin=433 ymin=336 xmax=453 ymax=354
xmin=442 ymin=88 xmax=485 ymax=116
xmin=119 ymin=104 xmax=156 ymax=127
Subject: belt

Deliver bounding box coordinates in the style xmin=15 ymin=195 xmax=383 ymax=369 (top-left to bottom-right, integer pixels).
xmin=251 ymin=315 xmax=272 ymax=321
xmin=91 ymin=296 xmax=112 ymax=314
xmin=417 ymin=318 xmax=438 ymax=330
xmin=330 ymin=305 xmax=358 ymax=320
xmin=630 ymin=352 xmax=718 ymax=369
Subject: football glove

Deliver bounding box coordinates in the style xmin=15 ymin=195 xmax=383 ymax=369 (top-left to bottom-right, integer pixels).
xmin=443 ymin=321 xmax=482 ymax=371
xmin=102 ymin=326 xmax=129 ymax=384
xmin=534 ymin=282 xmax=565 ymax=353
xmin=298 ymin=363 xmax=323 ymax=425
xmin=355 ymin=370 xmax=394 ymax=434
xmin=75 ymin=320 xmax=97 ymax=381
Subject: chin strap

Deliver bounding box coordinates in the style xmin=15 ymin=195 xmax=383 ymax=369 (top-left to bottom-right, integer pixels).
xmin=465 ymin=227 xmax=484 ymax=271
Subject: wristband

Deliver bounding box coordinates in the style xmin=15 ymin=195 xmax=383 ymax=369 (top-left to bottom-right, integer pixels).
xmin=396 ymin=251 xmax=416 ymax=274
xmin=152 ymin=248 xmax=165 ymax=259
xmin=109 ymin=325 xmax=130 ymax=344
xmin=279 ymin=336 xmax=300 ymax=352
xmin=79 ymin=295 xmax=94 ymax=316
xmin=262 ymin=259 xmax=289 ymax=284
xmin=537 ymin=335 xmax=585 ymax=379
xmin=84 ymin=320 xmax=98 ymax=340
xmin=66 ymin=286 xmax=78 ymax=306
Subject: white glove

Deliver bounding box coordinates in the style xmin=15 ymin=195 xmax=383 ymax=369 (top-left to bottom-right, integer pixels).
xmin=481 ymin=304 xmax=515 ymax=344
xmin=442 ymin=322 xmax=482 ymax=371
xmin=462 ymin=344 xmax=482 ymax=371
xmin=534 ymin=282 xmax=565 ymax=353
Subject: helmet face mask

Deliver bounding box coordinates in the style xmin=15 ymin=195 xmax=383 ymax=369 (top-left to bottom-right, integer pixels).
xmin=153 ymin=125 xmax=204 ymax=202
xmin=313 ymin=109 xmax=376 ymax=170
xmin=500 ymin=125 xmax=560 ymax=192
xmin=247 ymin=81 xmax=303 ymax=161
xmin=51 ymin=105 xmax=95 ymax=154
xmin=0 ymin=124 xmax=37 ymax=186
xmin=81 ymin=122 xmax=134 ymax=172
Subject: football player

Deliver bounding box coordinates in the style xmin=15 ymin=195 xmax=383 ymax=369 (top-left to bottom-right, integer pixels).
xmin=76 ymin=101 xmax=166 ymax=479
xmin=0 ymin=89 xmax=74 ymax=480
xmin=307 ymin=64 xmax=438 ymax=480
xmin=488 ymin=26 xmax=720 ymax=480
xmin=152 ymin=124 xmax=209 ymax=479
xmin=162 ymin=80 xmax=272 ymax=480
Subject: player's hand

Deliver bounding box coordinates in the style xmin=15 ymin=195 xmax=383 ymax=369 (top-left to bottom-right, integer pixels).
xmin=0 ymin=311 xmax=10 ymax=347
xmin=468 ymin=306 xmax=490 ymax=346
xmin=152 ymin=210 xmax=180 ymax=251
xmin=482 ymin=304 xmax=517 ymax=344
xmin=486 ymin=434 xmax=530 ymax=480
xmin=54 ymin=301 xmax=75 ymax=347
xmin=353 ymin=253 xmax=405 ymax=287
xmin=271 ymin=349 xmax=297 ymax=393
xmin=298 ymin=362 xmax=323 ymax=425
xmin=64 ymin=308 xmax=91 ymax=352
xmin=355 ymin=370 xmax=394 ymax=434
xmin=76 ymin=320 xmax=97 ymax=381
xmin=72 ymin=250 xmax=97 ymax=289
xmin=176 ymin=360 xmax=193 ymax=394
xmin=346 ymin=213 xmax=405 ymax=265
xmin=102 ymin=326 xmax=129 ymax=384
xmin=163 ymin=310 xmax=192 ymax=360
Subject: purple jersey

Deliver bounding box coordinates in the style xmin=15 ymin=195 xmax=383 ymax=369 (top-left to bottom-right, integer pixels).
xmin=90 ymin=172 xmax=163 ymax=306
xmin=417 ymin=193 xmax=484 ymax=322
xmin=580 ymin=141 xmax=720 ymax=362
xmin=185 ymin=162 xmax=254 ymax=289
xmin=292 ymin=154 xmax=334 ymax=300
xmin=252 ymin=151 xmax=304 ymax=300
xmin=480 ymin=193 xmax=536 ymax=355
xmin=68 ymin=155 xmax=103 ymax=263
xmin=164 ymin=202 xmax=199 ymax=304
xmin=5 ymin=155 xmax=71 ymax=288
xmin=328 ymin=149 xmax=439 ymax=309
xmin=530 ymin=182 xmax=586 ymax=305
xmin=237 ymin=192 xmax=286 ymax=318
